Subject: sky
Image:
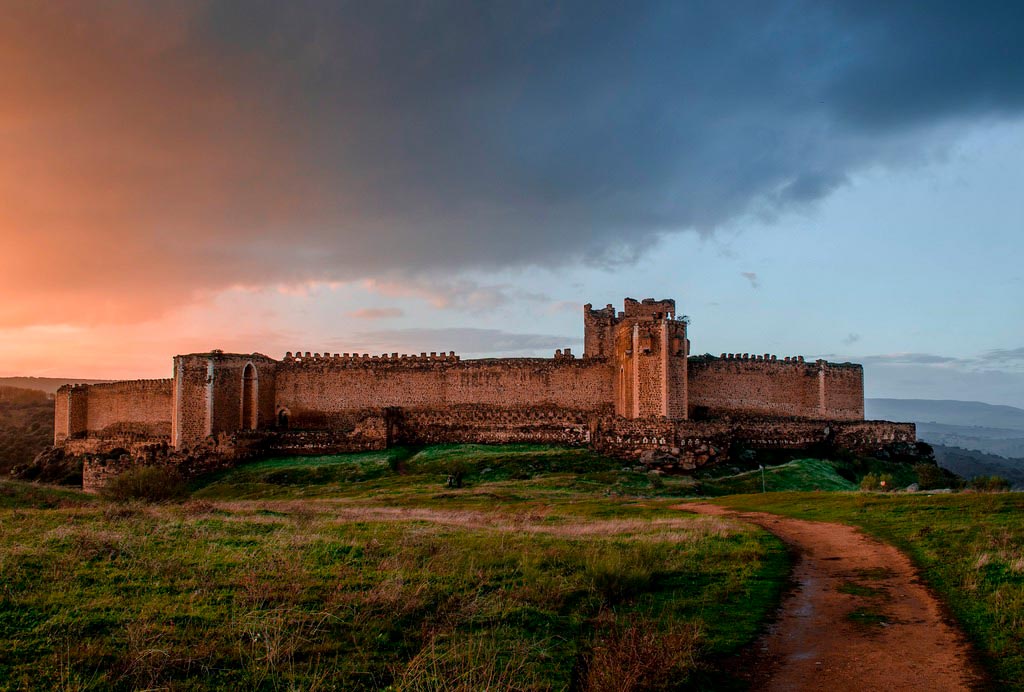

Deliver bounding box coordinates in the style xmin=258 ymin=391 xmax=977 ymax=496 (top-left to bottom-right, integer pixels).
xmin=1 ymin=1 xmax=1023 ymax=406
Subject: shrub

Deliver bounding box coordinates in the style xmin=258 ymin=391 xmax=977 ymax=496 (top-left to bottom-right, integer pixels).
xmin=914 ymin=463 xmax=948 ymax=490
xmin=100 ymin=466 xmax=188 ymax=503
xmin=969 ymin=475 xmax=1011 ymax=493
xmin=860 ymin=473 xmax=895 ymax=492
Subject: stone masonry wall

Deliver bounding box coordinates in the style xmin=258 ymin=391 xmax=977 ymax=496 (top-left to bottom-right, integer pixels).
xmin=687 ymin=355 xmax=863 ymax=421
xmin=54 ymin=388 xmax=69 ymax=443
xmin=396 ymin=405 xmax=605 ymax=447
xmin=55 ymin=380 xmax=172 ymax=443
xmin=173 ymin=353 xmax=277 ymax=448
xmin=593 ymin=417 xmax=916 ymax=471
xmin=274 ymin=354 xmax=613 ymax=429
xmin=823 ymin=364 xmax=865 ymax=419
xmin=84 ymin=380 xmax=173 ymax=437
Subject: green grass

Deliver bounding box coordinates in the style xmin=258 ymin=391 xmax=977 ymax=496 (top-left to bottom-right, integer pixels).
xmin=0 ymin=445 xmax=789 ymax=690
xmin=715 ymin=490 xmax=1024 ymax=689
xmin=6 ymin=444 xmax=1011 ymax=689
xmin=695 ymin=458 xmax=856 ymax=495
xmin=0 ymin=479 xmax=95 ymax=509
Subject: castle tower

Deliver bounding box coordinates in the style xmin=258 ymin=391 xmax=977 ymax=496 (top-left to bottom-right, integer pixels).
xmin=588 ymin=298 xmax=689 ymax=420
xmin=171 ymin=352 xmax=277 ymax=448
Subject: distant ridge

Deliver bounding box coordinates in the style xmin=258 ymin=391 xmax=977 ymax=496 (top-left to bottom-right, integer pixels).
xmin=0 ymin=377 xmax=113 ymax=395
xmin=866 ymin=398 xmax=1024 ymax=432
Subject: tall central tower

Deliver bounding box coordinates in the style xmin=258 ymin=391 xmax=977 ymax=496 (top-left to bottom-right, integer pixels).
xmin=585 ymin=298 xmax=689 ymax=420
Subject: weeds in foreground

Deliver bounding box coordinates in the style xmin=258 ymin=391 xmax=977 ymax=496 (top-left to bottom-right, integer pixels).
xmin=0 ymin=478 xmax=785 ymax=690
xmin=579 ymin=613 xmax=703 ymax=692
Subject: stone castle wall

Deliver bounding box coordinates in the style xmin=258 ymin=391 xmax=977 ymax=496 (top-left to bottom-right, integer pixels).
xmin=273 ymin=354 xmax=612 ymax=431
xmin=55 ymin=380 xmax=172 ymax=443
xmin=687 ymin=354 xmax=863 ymax=421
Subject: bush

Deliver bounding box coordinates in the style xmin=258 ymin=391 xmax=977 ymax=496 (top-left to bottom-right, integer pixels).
xmin=914 ymin=463 xmax=949 ymax=490
xmin=969 ymin=475 xmax=1011 ymax=493
xmin=100 ymin=466 xmax=188 ymax=503
xmin=860 ymin=473 xmax=895 ymax=492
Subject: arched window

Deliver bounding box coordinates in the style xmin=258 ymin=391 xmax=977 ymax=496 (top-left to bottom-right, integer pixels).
xmin=241 ymin=363 xmax=258 ymax=431
xmin=277 ymin=408 xmax=290 ymax=430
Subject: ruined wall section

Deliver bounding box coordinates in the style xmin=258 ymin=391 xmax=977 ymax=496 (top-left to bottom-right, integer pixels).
xmin=54 ymin=381 xmax=171 ymax=443
xmin=593 ymin=417 xmax=915 ymax=470
xmin=54 ymin=384 xmax=89 ymax=444
xmin=687 ymin=354 xmax=863 ymax=421
xmin=85 ymin=380 xmax=173 ymax=437
xmin=54 ymin=389 xmax=68 ymax=443
xmin=583 ymin=304 xmax=617 ymax=358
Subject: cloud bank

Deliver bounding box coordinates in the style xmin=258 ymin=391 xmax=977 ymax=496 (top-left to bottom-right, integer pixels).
xmin=3 ymin=1 xmax=1023 ymax=326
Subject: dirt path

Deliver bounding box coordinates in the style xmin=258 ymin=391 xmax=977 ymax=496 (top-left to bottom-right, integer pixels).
xmin=681 ymin=503 xmax=986 ymax=691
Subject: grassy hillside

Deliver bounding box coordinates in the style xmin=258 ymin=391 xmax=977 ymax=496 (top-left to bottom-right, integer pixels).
xmin=0 ymin=446 xmax=788 ymax=690
xmin=0 ymin=394 xmax=54 ymax=476
xmin=695 ymin=458 xmax=856 ymax=495
xmin=4 ymin=442 xmax=1007 ymax=689
xmin=933 ymin=444 xmax=1024 ymax=489
xmin=715 ymin=491 xmax=1024 ymax=689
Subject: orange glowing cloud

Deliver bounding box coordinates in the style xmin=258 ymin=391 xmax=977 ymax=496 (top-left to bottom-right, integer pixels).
xmin=0 ymin=3 xmax=325 ymax=328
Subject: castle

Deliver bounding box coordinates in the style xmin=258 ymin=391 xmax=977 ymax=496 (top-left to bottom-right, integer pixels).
xmin=54 ymin=298 xmax=915 ymax=491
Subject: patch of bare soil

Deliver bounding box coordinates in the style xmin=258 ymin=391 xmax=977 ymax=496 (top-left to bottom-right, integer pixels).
xmin=680 ymin=503 xmax=986 ymax=691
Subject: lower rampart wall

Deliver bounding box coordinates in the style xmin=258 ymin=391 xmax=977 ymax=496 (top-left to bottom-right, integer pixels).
xmin=76 ymin=405 xmax=916 ymax=492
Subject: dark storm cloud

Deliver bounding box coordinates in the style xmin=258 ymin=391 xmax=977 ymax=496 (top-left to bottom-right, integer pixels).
xmin=4 ymin=1 xmax=1024 ymax=325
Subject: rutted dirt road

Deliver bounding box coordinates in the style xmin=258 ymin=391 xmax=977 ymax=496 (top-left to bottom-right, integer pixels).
xmin=681 ymin=503 xmax=986 ymax=691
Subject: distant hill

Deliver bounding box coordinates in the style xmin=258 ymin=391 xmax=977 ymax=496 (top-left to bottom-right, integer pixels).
xmin=932 ymin=444 xmax=1024 ymax=490
xmin=866 ymin=398 xmax=1024 ymax=459
xmin=0 ymin=386 xmax=49 ymax=405
xmin=0 ymin=377 xmax=112 ymax=395
xmin=866 ymin=398 xmax=1024 ymax=432
xmin=915 ymin=422 xmax=1024 ymax=459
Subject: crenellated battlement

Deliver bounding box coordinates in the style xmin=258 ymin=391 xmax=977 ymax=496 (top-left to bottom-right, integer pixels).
xmin=282 ymin=350 xmax=461 ymax=365
xmin=715 ymin=353 xmax=805 ymax=363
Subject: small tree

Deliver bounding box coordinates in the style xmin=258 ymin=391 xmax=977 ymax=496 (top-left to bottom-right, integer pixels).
xmin=860 ymin=472 xmax=879 ymax=491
